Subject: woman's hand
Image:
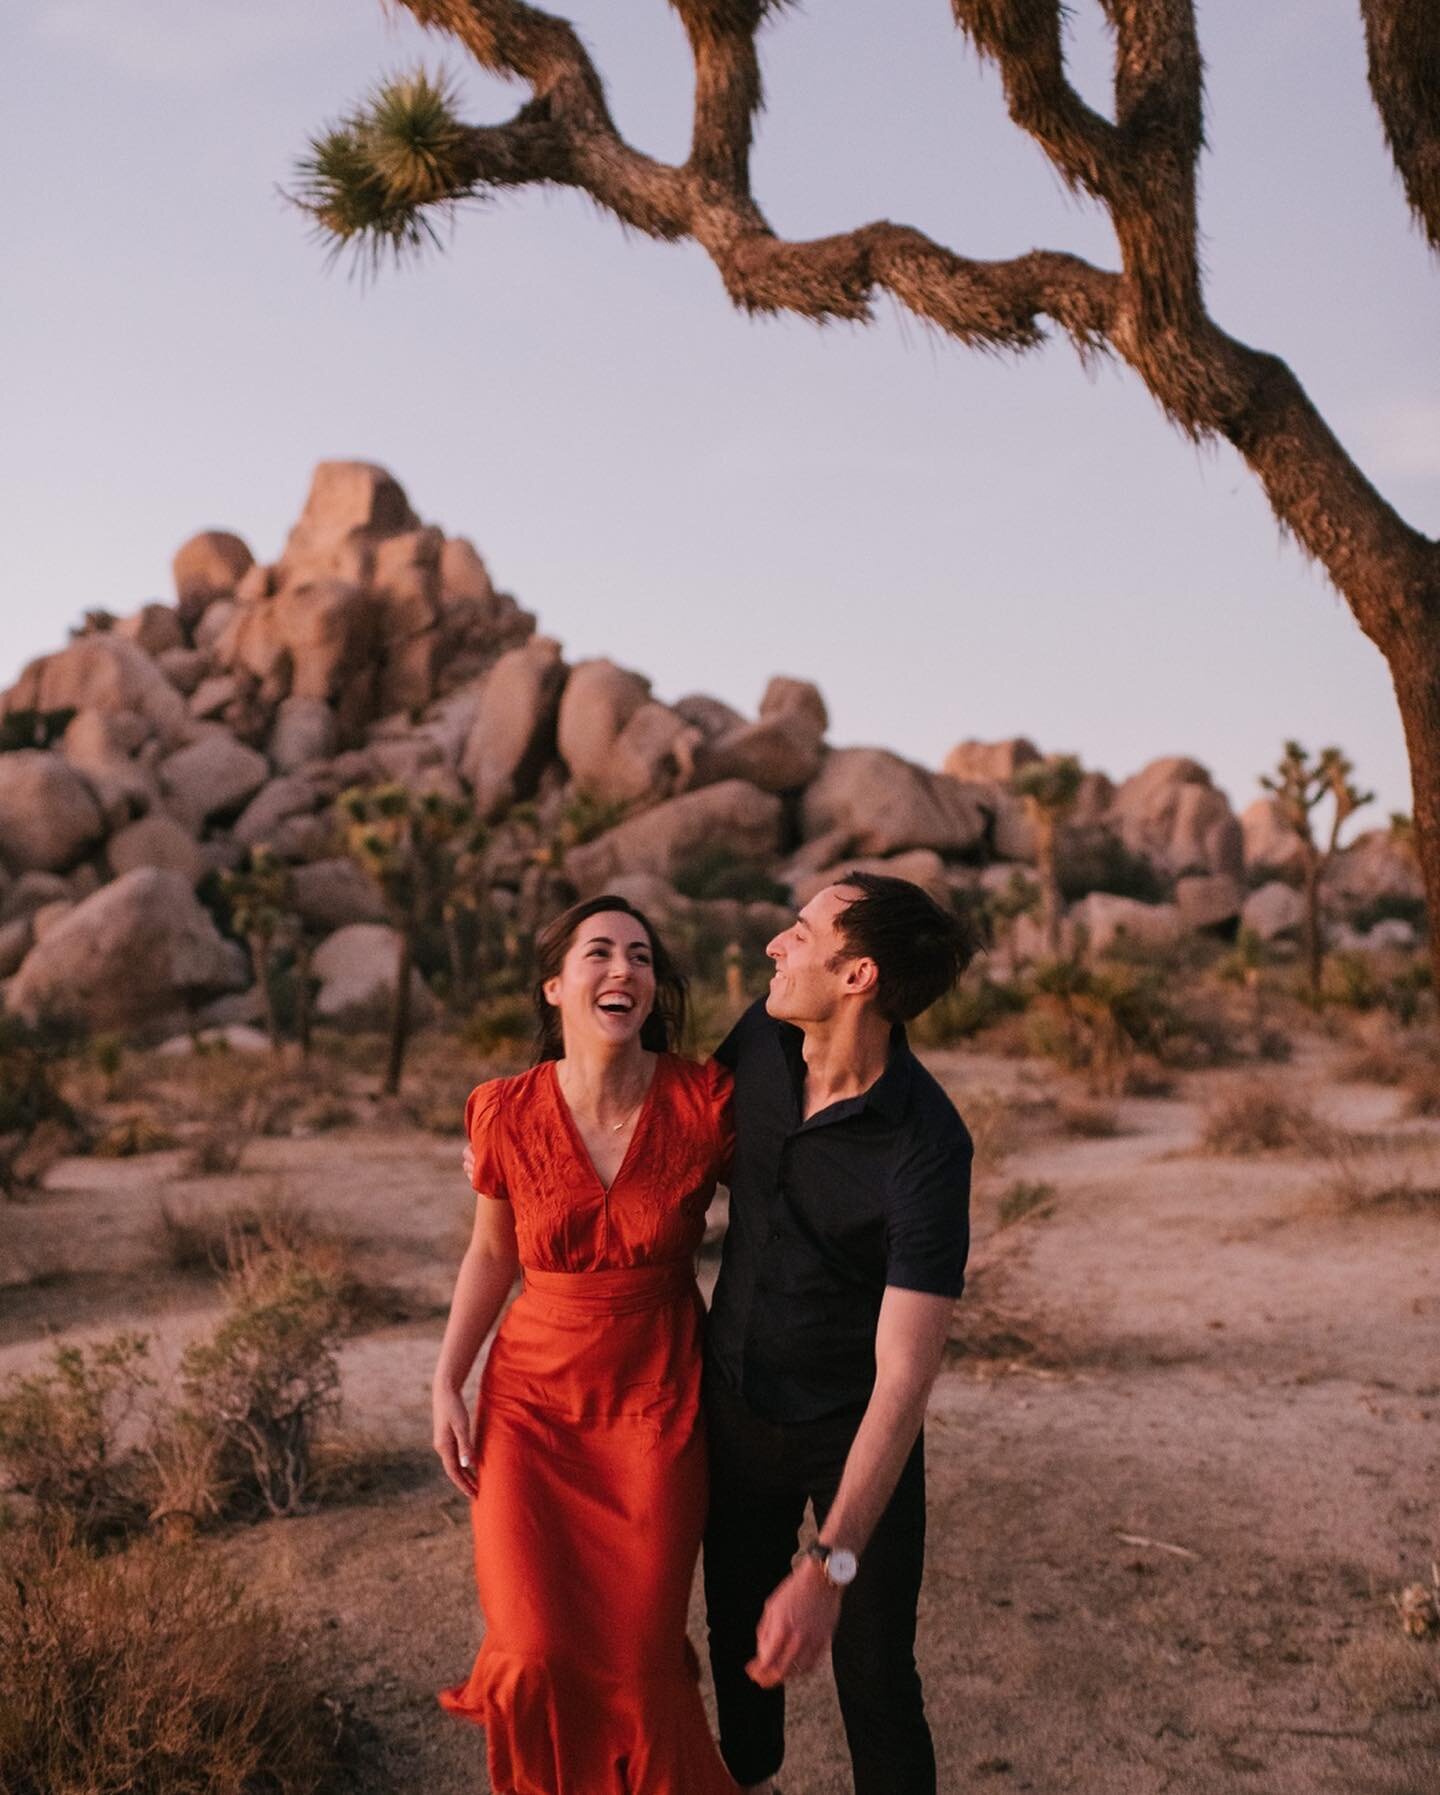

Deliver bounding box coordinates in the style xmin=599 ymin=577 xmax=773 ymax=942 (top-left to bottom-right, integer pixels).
xmin=433 ymin=1382 xmax=478 ymax=1499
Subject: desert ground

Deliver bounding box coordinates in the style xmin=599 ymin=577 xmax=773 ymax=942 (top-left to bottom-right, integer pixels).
xmin=2 ymin=1027 xmax=1438 ymax=1795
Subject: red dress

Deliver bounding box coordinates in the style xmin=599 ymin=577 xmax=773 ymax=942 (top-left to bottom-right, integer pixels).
xmin=439 ymin=1052 xmax=739 ymax=1795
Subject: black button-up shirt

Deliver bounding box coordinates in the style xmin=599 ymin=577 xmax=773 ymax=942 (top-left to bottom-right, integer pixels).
xmin=707 ymin=1000 xmax=972 ymax=1425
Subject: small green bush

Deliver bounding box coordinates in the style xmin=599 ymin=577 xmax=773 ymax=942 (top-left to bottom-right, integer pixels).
xmin=0 ymin=1335 xmax=153 ymax=1543
xmin=672 ymin=845 xmax=789 ymax=906
xmin=997 ymin=1179 xmax=1057 ymax=1228
xmin=175 ymin=1247 xmax=344 ymax=1518
xmin=912 ymin=975 xmax=1026 ymax=1046
xmin=1059 ymin=836 xmax=1170 ymax=904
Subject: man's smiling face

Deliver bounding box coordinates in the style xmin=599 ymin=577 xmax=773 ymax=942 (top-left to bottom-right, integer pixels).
xmin=764 ymin=884 xmax=864 ymax=1025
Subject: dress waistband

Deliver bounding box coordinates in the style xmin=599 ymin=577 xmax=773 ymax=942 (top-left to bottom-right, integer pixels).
xmin=519 ymin=1262 xmax=697 ymax=1314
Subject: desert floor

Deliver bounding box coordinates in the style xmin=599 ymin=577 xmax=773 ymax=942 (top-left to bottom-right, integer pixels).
xmin=3 ymin=1035 xmax=1438 ymax=1795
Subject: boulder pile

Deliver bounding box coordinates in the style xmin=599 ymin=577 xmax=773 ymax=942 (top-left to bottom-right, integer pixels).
xmin=0 ymin=462 xmax=1424 ymax=1039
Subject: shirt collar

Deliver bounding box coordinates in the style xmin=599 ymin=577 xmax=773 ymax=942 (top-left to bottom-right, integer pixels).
xmin=778 ymin=1019 xmax=914 ymax=1128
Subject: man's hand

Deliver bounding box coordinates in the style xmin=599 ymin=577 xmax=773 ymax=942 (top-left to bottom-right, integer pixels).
xmin=462 ymin=1143 xmax=476 ymax=1186
xmin=746 ymin=1558 xmax=842 ymax=1687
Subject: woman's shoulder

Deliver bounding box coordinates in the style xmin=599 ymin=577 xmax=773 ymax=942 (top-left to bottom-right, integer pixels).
xmin=658 ymin=1050 xmax=732 ymax=1106
xmin=465 ymin=1063 xmax=551 ymax=1130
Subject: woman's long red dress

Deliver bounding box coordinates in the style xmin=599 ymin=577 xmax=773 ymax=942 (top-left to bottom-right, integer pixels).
xmin=439 ymin=1052 xmax=740 ymax=1795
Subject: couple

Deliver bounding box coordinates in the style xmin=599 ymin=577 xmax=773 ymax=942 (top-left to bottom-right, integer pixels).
xmin=432 ymin=871 xmax=976 ymax=1795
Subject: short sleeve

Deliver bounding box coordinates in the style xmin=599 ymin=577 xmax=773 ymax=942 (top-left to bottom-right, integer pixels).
xmin=703 ymin=1056 xmax=736 ymax=1184
xmin=884 ymin=1121 xmax=972 ymax=1299
xmin=464 ymin=1080 xmax=509 ymax=1201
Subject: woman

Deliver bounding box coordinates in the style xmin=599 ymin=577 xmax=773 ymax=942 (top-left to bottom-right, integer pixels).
xmin=432 ymin=894 xmax=739 ymax=1795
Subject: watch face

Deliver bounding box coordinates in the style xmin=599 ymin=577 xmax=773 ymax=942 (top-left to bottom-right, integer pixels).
xmin=827 ymin=1548 xmax=858 ymax=1586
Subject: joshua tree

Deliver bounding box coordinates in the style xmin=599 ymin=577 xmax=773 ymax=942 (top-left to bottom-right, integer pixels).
xmin=1012 ymin=754 xmax=1084 ymax=957
xmin=219 ymin=848 xmax=292 ymax=1052
xmin=337 ymin=783 xmax=488 ymax=1093
xmin=293 ymin=3 xmax=1440 ymax=992
xmin=1261 ymin=742 xmax=1374 ymax=999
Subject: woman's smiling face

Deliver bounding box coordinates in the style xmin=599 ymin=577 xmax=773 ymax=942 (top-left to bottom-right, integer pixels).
xmin=544 ymin=909 xmax=657 ymax=1050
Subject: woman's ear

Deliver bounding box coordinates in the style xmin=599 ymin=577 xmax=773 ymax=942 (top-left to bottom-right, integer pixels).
xmin=542 ymin=974 xmax=563 ymax=1009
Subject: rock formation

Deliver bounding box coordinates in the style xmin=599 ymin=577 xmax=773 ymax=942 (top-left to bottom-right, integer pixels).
xmin=0 ymin=461 xmax=1423 ymax=1039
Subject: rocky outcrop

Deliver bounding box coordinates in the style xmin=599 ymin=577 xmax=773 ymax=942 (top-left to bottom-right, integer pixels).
xmin=1242 ymin=881 xmax=1307 ymax=942
xmin=0 ymin=463 xmax=1420 ymax=1043
xmin=311 ymin=923 xmax=436 ymax=1023
xmin=800 ymin=750 xmax=988 ymax=858
xmin=460 ymin=637 xmax=568 ymax=819
xmin=6 ymin=868 xmax=246 ymax=1035
xmin=566 ymin=781 xmax=784 ymax=894
xmin=0 ymin=752 xmax=105 ymax=872
xmin=1107 ymin=757 xmax=1243 ymax=878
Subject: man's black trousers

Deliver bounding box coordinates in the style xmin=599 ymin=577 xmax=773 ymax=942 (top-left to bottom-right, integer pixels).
xmin=702 ymin=1377 xmax=936 ymax=1795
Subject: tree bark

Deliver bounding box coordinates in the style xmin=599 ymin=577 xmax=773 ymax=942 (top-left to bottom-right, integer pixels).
xmin=249 ymin=936 xmax=279 ymax=1052
xmin=295 ymin=938 xmax=314 ymax=1060
xmin=1388 ymin=622 xmax=1440 ymax=1001
xmin=385 ymin=929 xmax=415 ymax=1097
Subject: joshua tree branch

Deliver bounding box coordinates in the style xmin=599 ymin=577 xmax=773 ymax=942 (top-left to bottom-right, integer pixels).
xmin=372 ymin=0 xmax=1439 ymax=640
xmin=1361 ymin=0 xmax=1440 ymax=252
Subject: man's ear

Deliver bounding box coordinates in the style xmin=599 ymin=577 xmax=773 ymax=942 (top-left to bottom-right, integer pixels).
xmin=844 ymin=957 xmax=879 ymax=999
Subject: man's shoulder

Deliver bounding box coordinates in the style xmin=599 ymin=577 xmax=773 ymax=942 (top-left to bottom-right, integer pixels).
xmin=715 ymin=997 xmax=787 ymax=1071
xmin=898 ymin=1052 xmax=974 ymax=1159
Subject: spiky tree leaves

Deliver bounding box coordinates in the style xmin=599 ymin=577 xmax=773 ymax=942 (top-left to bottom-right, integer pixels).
xmin=336 ymin=783 xmax=487 ymax=1092
xmin=218 ymin=848 xmax=294 ymax=1052
xmin=294 ymin=69 xmax=476 ymax=271
xmin=1261 ymin=742 xmax=1375 ymax=999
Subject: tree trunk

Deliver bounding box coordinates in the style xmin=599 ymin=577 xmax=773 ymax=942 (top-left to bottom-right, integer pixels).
xmin=1035 ymin=815 xmax=1061 ymax=959
xmin=1390 ymin=634 xmax=1440 ymax=1005
xmin=442 ymin=906 xmax=467 ymax=1012
xmin=384 ymin=929 xmax=415 ymax=1097
xmin=249 ymin=936 xmax=279 ymax=1051
xmin=295 ymin=938 xmax=313 ymax=1060
xmin=1301 ymin=858 xmax=1323 ymax=1002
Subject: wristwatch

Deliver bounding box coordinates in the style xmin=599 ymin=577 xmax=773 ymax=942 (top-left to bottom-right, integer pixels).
xmin=799 ymin=1542 xmax=859 ymax=1588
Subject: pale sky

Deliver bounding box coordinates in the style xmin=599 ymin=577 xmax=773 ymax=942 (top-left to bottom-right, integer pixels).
xmin=3 ymin=2 xmax=1436 ymax=821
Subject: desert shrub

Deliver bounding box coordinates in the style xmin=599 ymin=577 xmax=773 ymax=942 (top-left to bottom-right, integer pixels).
xmin=1059 ymin=836 xmax=1170 ymax=904
xmin=154 ymin=1190 xmax=322 ymax=1278
xmin=672 ymin=844 xmax=789 ymax=906
xmin=90 ymin=1110 xmax=178 ymax=1158
xmin=461 ymin=991 xmax=534 ymax=1057
xmin=0 ymin=1523 xmax=347 ymax=1795
xmin=997 ymin=1179 xmax=1057 ymax=1228
xmin=175 ymin=1244 xmax=344 ymax=1517
xmin=952 ymin=1085 xmax=1016 ymax=1174
xmin=1321 ymin=951 xmax=1384 ymax=1012
xmin=1200 ymin=1082 xmax=1324 ymax=1154
xmin=1023 ymin=957 xmax=1191 ymax=1090
xmin=0 ymin=1016 xmax=81 ymax=1195
xmin=1058 ymin=1096 xmax=1121 ymax=1137
xmin=912 ymin=975 xmax=1026 ymax=1046
xmin=0 ymin=1336 xmax=153 ymax=1543
xmin=183 ymin=1123 xmax=249 ymax=1176
xmin=1119 ymin=1054 xmax=1177 ymax=1097
xmin=1403 ymin=1060 xmax=1440 ymax=1118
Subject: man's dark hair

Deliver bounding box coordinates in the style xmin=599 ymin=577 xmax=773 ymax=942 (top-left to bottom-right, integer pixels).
xmin=829 ymin=872 xmax=979 ymax=1024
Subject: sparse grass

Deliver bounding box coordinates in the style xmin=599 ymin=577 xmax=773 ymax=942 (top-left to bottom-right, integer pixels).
xmin=1335 ymin=1631 xmax=1440 ymax=1713
xmin=1327 ymin=1139 xmax=1440 ymax=1213
xmin=1058 ymin=1096 xmax=1122 ymax=1138
xmin=1200 ymin=1082 xmax=1326 ymax=1155
xmin=958 ymin=1086 xmax=1017 ymax=1175
xmin=1120 ymin=1054 xmax=1177 ymax=1098
xmin=997 ymin=1179 xmax=1057 ymax=1228
xmin=0 ymin=1523 xmax=350 ymax=1794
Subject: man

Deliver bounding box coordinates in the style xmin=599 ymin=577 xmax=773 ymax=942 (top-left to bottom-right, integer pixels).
xmin=704 ymin=872 xmax=977 ymax=1795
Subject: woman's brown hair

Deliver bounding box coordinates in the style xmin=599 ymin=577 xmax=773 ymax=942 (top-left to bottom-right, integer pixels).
xmin=530 ymin=895 xmax=689 ymax=1063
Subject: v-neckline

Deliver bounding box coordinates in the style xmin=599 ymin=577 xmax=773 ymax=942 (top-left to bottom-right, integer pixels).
xmin=549 ymin=1053 xmax=665 ymax=1196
